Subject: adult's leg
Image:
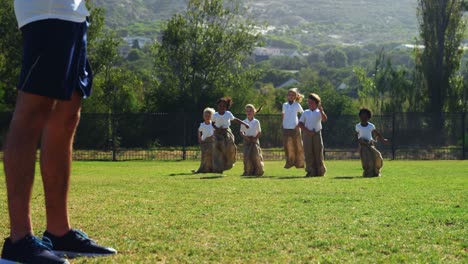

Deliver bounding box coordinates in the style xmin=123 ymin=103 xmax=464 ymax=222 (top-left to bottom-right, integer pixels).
xmin=40 ymin=92 xmax=82 ymax=237
xmin=4 ymin=92 xmax=55 ymax=242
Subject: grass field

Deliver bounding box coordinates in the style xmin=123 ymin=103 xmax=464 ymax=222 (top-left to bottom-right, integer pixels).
xmin=0 ymin=160 xmax=466 ymax=263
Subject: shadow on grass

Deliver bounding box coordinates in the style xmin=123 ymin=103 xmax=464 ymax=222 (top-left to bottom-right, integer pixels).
xmin=199 ymin=176 xmax=224 ymax=180
xmin=333 ymin=176 xmax=365 ymax=180
xmin=241 ymin=176 xmax=276 ymax=179
xmin=169 ymin=172 xmax=195 ymax=176
xmin=274 ymin=176 xmax=305 ymax=180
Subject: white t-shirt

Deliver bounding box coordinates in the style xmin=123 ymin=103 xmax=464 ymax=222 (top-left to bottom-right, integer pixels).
xmin=299 ymin=108 xmax=323 ymax=132
xmin=14 ymin=0 xmax=90 ymax=28
xmin=198 ymin=121 xmax=214 ymax=141
xmin=282 ymin=102 xmax=304 ymax=129
xmin=240 ymin=118 xmax=261 ymax=137
xmin=356 ymin=122 xmax=376 ymax=141
xmin=212 ymin=111 xmax=235 ymax=129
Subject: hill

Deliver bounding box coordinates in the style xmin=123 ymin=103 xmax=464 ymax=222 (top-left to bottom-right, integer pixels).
xmin=93 ymin=0 xmax=419 ymax=45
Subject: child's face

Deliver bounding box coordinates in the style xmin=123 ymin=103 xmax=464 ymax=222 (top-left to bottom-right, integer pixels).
xmin=308 ymin=98 xmax=318 ymax=110
xmin=287 ymin=92 xmax=296 ymax=102
xmin=204 ymin=112 xmax=212 ymax=122
xmin=245 ymin=107 xmax=254 ymax=119
xmin=359 ymin=113 xmax=370 ymax=123
xmin=217 ymin=102 xmax=227 ymax=112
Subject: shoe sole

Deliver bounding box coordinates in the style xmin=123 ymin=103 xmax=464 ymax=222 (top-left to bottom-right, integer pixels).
xmin=52 ymin=250 xmax=116 ymax=259
xmin=0 ymin=258 xmax=70 ymax=264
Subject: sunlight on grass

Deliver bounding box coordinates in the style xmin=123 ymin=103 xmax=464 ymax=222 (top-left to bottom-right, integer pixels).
xmin=0 ymin=161 xmax=466 ymax=263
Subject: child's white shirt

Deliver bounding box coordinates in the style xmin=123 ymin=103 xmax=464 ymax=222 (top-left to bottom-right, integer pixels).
xmin=299 ymin=108 xmax=323 ymax=132
xmin=198 ymin=121 xmax=214 ymax=141
xmin=14 ymin=0 xmax=90 ymax=28
xmin=282 ymin=102 xmax=304 ymax=129
xmin=356 ymin=122 xmax=376 ymax=141
xmin=240 ymin=118 xmax=261 ymax=137
xmin=212 ymin=111 xmax=235 ymax=129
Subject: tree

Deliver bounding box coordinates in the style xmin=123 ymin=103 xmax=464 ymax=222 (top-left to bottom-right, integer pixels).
xmin=0 ymin=0 xmax=22 ymax=110
xmin=82 ymin=3 xmax=144 ymax=114
xmin=324 ymin=48 xmax=348 ymax=68
xmin=354 ymin=49 xmax=420 ymax=113
xmin=150 ymin=0 xmax=262 ymax=113
xmin=132 ymin=39 xmax=140 ymax=49
xmin=417 ymin=0 xmax=466 ymax=113
xmin=127 ymin=49 xmax=143 ymax=61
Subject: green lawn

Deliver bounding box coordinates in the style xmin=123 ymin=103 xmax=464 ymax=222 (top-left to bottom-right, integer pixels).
xmin=0 ymin=161 xmax=466 ymax=263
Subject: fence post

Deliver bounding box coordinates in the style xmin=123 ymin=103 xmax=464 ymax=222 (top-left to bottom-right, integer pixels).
xmin=182 ymin=113 xmax=187 ymax=161
xmin=111 ymin=112 xmax=117 ymax=161
xmin=391 ymin=112 xmax=396 ymax=160
xmin=462 ymin=112 xmax=466 ymax=160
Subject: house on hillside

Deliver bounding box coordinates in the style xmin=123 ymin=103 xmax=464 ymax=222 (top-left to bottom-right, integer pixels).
xmin=119 ymin=36 xmax=155 ymax=57
xmin=338 ymin=83 xmax=347 ymax=90
xmin=254 ymin=47 xmax=282 ymax=62
xmin=288 ymin=50 xmax=304 ymax=59
xmin=123 ymin=36 xmax=153 ymax=49
xmin=394 ymin=44 xmax=425 ymax=51
xmin=277 ymin=78 xmax=300 ymax=89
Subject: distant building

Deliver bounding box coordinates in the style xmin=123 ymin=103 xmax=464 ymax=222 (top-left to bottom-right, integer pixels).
xmin=287 ymin=50 xmax=304 ymax=59
xmin=254 ymin=47 xmax=282 ymax=61
xmin=338 ymin=83 xmax=348 ymax=90
xmin=277 ymin=78 xmax=300 ymax=89
xmin=394 ymin=44 xmax=425 ymax=51
xmin=123 ymin=36 xmax=154 ymax=49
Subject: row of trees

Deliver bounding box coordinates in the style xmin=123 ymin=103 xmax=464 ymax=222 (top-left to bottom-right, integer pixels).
xmin=0 ymin=0 xmax=467 ymax=117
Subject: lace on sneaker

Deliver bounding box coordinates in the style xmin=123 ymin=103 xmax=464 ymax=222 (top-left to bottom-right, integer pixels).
xmin=40 ymin=236 xmax=54 ymax=249
xmin=71 ymin=229 xmax=94 ymax=245
xmin=26 ymin=235 xmax=52 ymax=251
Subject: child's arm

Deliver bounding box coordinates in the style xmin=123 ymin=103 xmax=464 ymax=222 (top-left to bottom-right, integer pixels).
xmin=198 ymin=131 xmax=203 ymax=143
xmin=318 ymin=103 xmax=328 ymax=122
xmin=299 ymin=121 xmax=314 ymax=136
xmin=356 ymin=132 xmax=368 ymax=145
xmin=373 ymin=129 xmax=390 ymax=144
xmin=248 ymin=131 xmax=261 ymax=143
xmin=233 ymin=118 xmax=250 ymax=128
xmin=240 ymin=129 xmax=247 ymax=139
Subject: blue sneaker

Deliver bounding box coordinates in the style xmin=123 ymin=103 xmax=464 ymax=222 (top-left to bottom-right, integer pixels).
xmin=0 ymin=234 xmax=68 ymax=264
xmin=43 ymin=229 xmax=117 ymax=258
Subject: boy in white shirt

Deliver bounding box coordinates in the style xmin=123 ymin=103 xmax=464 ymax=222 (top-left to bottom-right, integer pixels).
xmin=282 ymin=88 xmax=305 ymax=169
xmin=240 ymin=104 xmax=264 ymax=176
xmin=194 ymin=108 xmax=215 ymax=173
xmin=355 ymin=108 xmax=389 ymax=177
xmin=299 ymin=93 xmax=328 ymax=177
xmin=2 ymin=1 xmax=115 ymax=263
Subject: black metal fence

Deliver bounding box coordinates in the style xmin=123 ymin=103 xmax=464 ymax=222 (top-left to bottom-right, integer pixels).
xmin=0 ymin=112 xmax=466 ymax=161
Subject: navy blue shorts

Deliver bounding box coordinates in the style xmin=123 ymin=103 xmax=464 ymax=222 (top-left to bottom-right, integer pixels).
xmin=18 ymin=19 xmax=92 ymax=100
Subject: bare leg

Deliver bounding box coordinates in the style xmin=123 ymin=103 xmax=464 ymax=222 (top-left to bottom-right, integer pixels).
xmin=40 ymin=92 xmax=82 ymax=237
xmin=4 ymin=92 xmax=55 ymax=242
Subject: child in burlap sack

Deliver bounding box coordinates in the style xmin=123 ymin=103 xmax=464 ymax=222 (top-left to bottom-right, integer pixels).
xmin=355 ymin=108 xmax=390 ymax=177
